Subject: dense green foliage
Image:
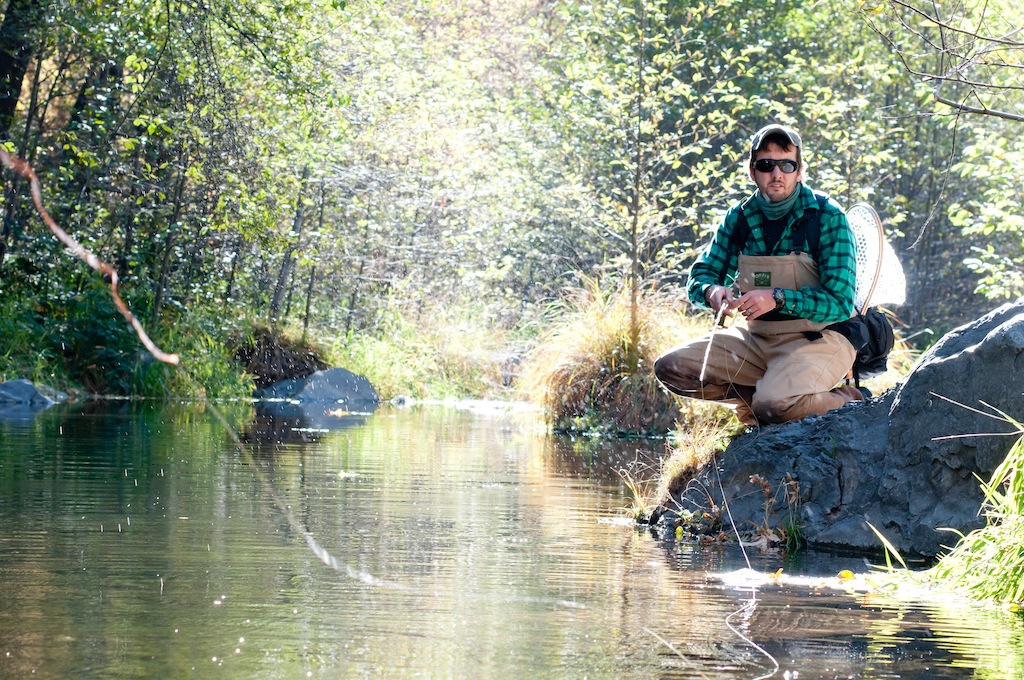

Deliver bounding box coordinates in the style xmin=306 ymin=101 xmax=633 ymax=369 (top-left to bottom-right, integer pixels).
xmin=0 ymin=0 xmax=1021 ymax=398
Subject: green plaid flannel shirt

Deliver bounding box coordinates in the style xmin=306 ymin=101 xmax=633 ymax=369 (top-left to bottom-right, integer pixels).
xmin=687 ymin=184 xmax=857 ymax=324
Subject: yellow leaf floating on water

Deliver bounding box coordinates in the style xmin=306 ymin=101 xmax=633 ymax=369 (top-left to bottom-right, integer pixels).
xmin=771 ymin=568 xmax=783 ymax=580
xmin=675 ymin=526 xmax=683 ymax=539
xmin=838 ymin=569 xmax=856 ymax=580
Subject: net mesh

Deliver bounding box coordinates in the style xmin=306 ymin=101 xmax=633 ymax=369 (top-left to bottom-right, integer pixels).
xmin=847 ymin=203 xmax=906 ymax=311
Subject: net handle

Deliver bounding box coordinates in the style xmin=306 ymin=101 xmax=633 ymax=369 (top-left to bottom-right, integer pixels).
xmin=852 ymin=203 xmax=884 ymax=315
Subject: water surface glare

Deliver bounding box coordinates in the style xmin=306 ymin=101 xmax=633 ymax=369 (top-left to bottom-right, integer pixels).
xmin=1 ymin=401 xmax=1024 ymax=678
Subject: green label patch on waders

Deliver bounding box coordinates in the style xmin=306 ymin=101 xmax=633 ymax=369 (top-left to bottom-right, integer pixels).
xmin=753 ymin=272 xmax=772 ymax=287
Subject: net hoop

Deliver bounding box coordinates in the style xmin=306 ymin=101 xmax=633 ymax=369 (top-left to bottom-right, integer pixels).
xmin=847 ymin=202 xmax=906 ymax=312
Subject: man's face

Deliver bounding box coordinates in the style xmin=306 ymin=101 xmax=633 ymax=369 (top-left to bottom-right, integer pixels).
xmin=749 ymin=141 xmax=803 ymax=203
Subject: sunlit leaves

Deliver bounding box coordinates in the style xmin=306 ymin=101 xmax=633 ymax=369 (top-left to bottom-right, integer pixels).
xmin=857 ymin=0 xmax=887 ymax=13
xmin=541 ymin=0 xmax=761 ymax=293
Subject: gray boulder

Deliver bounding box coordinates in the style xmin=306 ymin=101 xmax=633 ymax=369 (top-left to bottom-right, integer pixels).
xmin=254 ymin=368 xmax=379 ymax=430
xmin=669 ymin=299 xmax=1024 ymax=557
xmin=0 ymin=379 xmax=66 ymax=420
xmin=255 ymin=367 xmax=379 ymax=406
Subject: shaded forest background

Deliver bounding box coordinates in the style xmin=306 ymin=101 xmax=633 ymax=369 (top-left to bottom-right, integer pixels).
xmin=0 ymin=0 xmax=1021 ymax=398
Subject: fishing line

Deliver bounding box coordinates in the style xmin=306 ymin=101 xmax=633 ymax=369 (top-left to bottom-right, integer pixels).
xmin=714 ymin=452 xmax=751 ymax=571
xmin=724 ymin=597 xmax=780 ymax=680
xmin=698 ymin=304 xmax=729 ymax=384
xmin=204 ymin=401 xmax=586 ymax=610
xmin=713 ymin=453 xmax=781 ymax=679
xmin=641 ymin=626 xmax=712 ymax=677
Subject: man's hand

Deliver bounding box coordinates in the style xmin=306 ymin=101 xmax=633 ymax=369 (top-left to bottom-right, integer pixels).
xmin=730 ymin=289 xmax=778 ymax=320
xmin=705 ymin=285 xmax=736 ymax=315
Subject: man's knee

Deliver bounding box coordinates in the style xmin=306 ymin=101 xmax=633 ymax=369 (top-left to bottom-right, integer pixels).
xmin=654 ymin=353 xmax=687 ymax=394
xmin=653 ymin=353 xmax=677 ymax=383
xmin=655 ymin=350 xmax=697 ymax=380
xmin=655 ymin=350 xmax=710 ymax=397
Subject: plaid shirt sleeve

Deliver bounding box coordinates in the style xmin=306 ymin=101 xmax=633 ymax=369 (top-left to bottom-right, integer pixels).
xmin=685 ymin=207 xmax=743 ymax=309
xmin=686 ymin=186 xmax=856 ymax=323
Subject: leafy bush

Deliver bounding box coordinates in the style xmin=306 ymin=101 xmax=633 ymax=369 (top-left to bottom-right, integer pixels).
xmin=134 ymin=312 xmax=254 ymax=400
xmin=0 ymin=295 xmax=72 ymax=389
xmin=40 ymin=284 xmax=144 ymax=395
xmin=4 ymin=283 xmax=253 ymax=399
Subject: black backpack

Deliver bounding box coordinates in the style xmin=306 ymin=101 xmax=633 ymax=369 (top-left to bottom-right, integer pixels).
xmin=838 ymin=306 xmax=895 ymax=379
xmin=728 ymin=194 xmax=895 ymax=385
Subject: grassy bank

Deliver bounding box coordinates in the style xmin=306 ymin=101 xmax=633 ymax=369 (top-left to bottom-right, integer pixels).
xmin=0 ymin=290 xmax=527 ymax=403
xmin=329 ymin=299 xmax=522 ymax=402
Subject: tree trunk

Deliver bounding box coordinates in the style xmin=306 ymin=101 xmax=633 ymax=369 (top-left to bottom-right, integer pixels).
xmin=0 ymin=0 xmax=38 ymax=138
xmin=151 ymin=164 xmax=188 ymax=322
xmin=0 ymin=0 xmax=41 ymax=268
xmin=269 ymin=165 xmax=310 ymax=323
xmin=344 ymin=214 xmax=372 ymax=336
xmin=225 ymin=235 xmax=243 ymax=301
xmin=626 ymin=2 xmax=647 ymax=375
xmin=302 ymin=265 xmax=316 ymax=342
xmin=344 ymin=259 xmax=365 ymax=337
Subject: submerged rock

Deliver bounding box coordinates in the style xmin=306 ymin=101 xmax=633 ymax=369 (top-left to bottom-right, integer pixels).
xmin=663 ymin=299 xmax=1024 ymax=557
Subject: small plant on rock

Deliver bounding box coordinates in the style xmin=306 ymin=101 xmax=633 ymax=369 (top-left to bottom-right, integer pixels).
xmin=748 ymin=472 xmax=804 ymax=552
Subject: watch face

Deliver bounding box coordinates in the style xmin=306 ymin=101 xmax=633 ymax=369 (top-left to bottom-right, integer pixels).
xmin=773 ymin=289 xmax=785 ymax=307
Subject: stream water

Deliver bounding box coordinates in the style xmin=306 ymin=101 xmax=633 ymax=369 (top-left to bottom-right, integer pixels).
xmin=2 ymin=399 xmax=1024 ymax=678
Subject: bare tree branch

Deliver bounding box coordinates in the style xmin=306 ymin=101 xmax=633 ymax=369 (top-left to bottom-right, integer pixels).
xmin=888 ymin=0 xmax=1024 ymax=47
xmin=934 ymin=94 xmax=1024 ymax=122
xmin=0 ymin=149 xmax=180 ymax=365
xmin=862 ymin=1 xmax=1024 ymax=123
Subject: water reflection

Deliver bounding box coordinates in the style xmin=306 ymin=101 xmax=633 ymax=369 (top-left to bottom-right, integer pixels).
xmin=242 ymin=401 xmax=370 ymax=446
xmin=0 ymin=400 xmax=1023 ymax=678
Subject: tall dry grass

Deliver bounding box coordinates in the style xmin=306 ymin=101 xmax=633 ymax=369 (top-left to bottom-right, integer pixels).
xmin=517 ymin=279 xmax=730 ymax=436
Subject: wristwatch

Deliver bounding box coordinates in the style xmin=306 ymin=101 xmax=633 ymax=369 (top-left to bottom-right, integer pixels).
xmin=772 ymin=287 xmax=786 ymax=310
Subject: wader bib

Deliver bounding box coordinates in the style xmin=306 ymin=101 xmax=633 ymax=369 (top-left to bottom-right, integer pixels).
xmin=654 ymin=251 xmax=857 ymax=425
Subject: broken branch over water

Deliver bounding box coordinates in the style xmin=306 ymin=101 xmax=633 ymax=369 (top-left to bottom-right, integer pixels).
xmin=0 ymin=149 xmax=179 ymax=365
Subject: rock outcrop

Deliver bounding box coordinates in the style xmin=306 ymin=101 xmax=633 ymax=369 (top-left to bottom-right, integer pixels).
xmin=0 ymin=379 xmax=67 ymax=420
xmin=667 ymin=299 xmax=1024 ymax=557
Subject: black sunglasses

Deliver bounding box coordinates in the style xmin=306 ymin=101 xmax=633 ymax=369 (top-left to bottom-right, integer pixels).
xmin=754 ymin=158 xmax=799 ymax=174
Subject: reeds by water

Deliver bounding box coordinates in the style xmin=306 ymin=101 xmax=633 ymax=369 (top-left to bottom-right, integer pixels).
xmin=923 ymin=411 xmax=1024 ymax=604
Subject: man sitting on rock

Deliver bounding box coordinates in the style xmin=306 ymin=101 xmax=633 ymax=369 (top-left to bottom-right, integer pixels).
xmin=654 ymin=123 xmax=864 ymax=426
